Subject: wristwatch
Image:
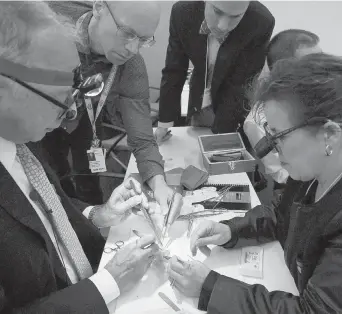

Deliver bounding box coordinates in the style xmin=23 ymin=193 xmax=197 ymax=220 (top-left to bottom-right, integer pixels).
xmin=88 ymin=205 xmax=100 ymax=227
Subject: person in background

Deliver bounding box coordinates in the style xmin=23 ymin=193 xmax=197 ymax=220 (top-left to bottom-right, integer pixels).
xmin=168 ymin=53 xmax=342 ymax=313
xmin=155 ymin=1 xmax=274 ymax=146
xmin=43 ymin=1 xmax=182 ymax=225
xmin=0 ymin=2 xmax=160 ymax=312
xmin=244 ymin=29 xmax=322 ymax=186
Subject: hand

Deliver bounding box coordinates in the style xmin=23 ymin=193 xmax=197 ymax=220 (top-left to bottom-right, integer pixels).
xmin=154 ymin=182 xmax=183 ymax=227
xmin=154 ymin=127 xmax=171 ymax=144
xmin=190 ymin=220 xmax=232 ymax=256
xmin=167 ymin=256 xmax=211 ymax=298
xmin=93 ymin=178 xmax=149 ymax=228
xmin=105 ymin=234 xmax=159 ymax=294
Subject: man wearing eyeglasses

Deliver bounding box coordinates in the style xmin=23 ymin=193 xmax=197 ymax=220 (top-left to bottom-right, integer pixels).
xmin=43 ymin=1 xmax=182 ymax=220
xmin=0 ymin=2 xmax=163 ymax=313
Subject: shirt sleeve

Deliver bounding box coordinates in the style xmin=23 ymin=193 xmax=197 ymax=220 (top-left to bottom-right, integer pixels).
xmin=158 ymin=121 xmax=174 ymax=128
xmin=198 ymin=270 xmax=220 ymax=311
xmin=83 ymin=206 xmax=93 ymax=218
xmin=83 ymin=209 xmax=121 ymax=305
xmin=89 ymin=269 xmax=120 ymax=305
xmin=117 ymin=54 xmax=165 ymax=182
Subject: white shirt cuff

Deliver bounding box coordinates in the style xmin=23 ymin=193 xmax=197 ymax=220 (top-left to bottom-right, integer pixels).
xmin=270 ymin=169 xmax=289 ymax=184
xmin=83 ymin=206 xmax=93 ymax=219
xmin=158 ymin=121 xmax=174 ymax=128
xmin=89 ymin=268 xmax=120 ymax=305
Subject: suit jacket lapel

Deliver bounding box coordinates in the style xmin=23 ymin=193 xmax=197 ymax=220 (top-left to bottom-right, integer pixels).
xmin=0 ymin=153 xmax=71 ymax=286
xmin=211 ymin=31 xmax=241 ymax=99
xmin=0 ymin=162 xmax=51 ymax=243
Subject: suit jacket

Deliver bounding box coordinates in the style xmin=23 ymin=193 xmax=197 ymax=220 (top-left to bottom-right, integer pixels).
xmin=159 ymin=1 xmax=275 ymax=133
xmin=0 ymin=142 xmax=107 ymax=313
xmin=199 ymin=177 xmax=342 ymax=313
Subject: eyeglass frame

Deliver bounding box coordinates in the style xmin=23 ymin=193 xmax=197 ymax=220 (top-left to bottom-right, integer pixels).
xmin=104 ymin=2 xmax=156 ymax=48
xmin=0 ymin=72 xmax=77 ymax=120
xmin=0 ymin=61 xmax=104 ymax=121
xmin=255 ymin=117 xmax=329 ymax=159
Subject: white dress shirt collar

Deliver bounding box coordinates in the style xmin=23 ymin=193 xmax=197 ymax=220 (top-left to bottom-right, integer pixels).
xmin=0 ymin=136 xmax=17 ymax=171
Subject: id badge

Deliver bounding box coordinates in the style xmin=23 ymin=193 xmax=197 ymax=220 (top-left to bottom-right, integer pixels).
xmin=87 ymin=148 xmax=107 ymax=173
xmin=202 ymin=88 xmax=212 ymax=109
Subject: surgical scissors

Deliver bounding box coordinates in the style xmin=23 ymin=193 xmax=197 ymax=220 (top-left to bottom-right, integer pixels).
xmin=104 ymin=240 xmax=124 ymax=254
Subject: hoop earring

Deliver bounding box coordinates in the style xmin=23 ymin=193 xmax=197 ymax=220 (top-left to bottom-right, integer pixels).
xmin=325 ymin=144 xmax=333 ymax=156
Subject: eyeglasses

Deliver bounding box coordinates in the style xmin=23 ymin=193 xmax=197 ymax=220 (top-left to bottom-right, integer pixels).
xmin=1 ymin=73 xmax=78 ymax=120
xmin=105 ymin=2 xmax=156 ymax=48
xmin=0 ymin=60 xmax=104 ymax=121
xmin=254 ymin=117 xmax=328 ymax=159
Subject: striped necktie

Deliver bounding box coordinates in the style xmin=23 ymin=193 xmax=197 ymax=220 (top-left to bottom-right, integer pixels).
xmin=16 ymin=144 xmax=93 ymax=280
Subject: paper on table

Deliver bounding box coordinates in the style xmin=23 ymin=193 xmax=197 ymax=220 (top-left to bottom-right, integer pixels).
xmin=240 ymin=246 xmax=264 ymax=279
xmin=164 ymin=156 xmax=186 ymax=172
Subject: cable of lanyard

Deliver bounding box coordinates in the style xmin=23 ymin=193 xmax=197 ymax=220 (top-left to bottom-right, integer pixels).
xmin=85 ymin=65 xmax=118 ymax=148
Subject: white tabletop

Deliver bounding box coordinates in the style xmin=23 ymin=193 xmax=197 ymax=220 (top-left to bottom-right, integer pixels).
xmin=99 ymin=126 xmax=298 ymax=313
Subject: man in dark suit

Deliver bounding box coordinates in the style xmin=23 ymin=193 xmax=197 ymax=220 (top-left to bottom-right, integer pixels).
xmin=155 ymin=1 xmax=275 ymax=144
xmin=0 ymin=2 xmax=159 ymax=313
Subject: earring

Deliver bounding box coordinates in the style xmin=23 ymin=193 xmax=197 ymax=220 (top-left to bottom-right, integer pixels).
xmin=325 ymin=144 xmax=333 ymax=156
xmin=93 ymin=0 xmax=104 ymax=19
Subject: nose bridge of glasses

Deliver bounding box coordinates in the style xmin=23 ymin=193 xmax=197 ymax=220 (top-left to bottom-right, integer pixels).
xmin=117 ymin=26 xmax=154 ymax=48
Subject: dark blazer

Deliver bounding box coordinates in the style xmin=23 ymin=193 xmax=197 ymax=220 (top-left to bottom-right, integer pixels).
xmin=0 ymin=142 xmax=107 ymax=313
xmin=199 ymin=177 xmax=342 ymax=313
xmin=159 ymin=1 xmax=275 ymax=133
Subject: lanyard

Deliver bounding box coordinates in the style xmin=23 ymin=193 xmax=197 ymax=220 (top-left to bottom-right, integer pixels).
xmin=204 ymin=36 xmax=209 ymax=89
xmin=85 ymin=65 xmax=118 ymax=148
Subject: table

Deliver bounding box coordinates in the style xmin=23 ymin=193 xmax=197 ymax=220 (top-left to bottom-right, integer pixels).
xmin=99 ymin=127 xmax=298 ymax=314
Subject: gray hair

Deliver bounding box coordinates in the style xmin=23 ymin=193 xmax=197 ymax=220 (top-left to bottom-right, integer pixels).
xmin=0 ymin=1 xmax=78 ymax=64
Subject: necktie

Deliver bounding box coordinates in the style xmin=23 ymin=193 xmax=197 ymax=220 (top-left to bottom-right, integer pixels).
xmin=16 ymin=144 xmax=93 ymax=280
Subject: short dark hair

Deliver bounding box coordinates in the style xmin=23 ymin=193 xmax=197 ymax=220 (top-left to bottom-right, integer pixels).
xmin=252 ymin=53 xmax=342 ymax=126
xmin=267 ymin=29 xmax=320 ymax=70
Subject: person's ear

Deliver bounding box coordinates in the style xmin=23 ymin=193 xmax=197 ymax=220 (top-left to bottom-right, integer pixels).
xmin=322 ymin=120 xmax=341 ymax=146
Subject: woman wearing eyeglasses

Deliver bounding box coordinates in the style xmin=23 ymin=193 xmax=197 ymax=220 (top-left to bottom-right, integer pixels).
xmin=167 ymin=53 xmax=342 ymax=314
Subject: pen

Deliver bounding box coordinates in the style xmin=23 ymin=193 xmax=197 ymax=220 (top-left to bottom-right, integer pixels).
xmin=162 ymin=190 xmax=176 ymax=240
xmin=129 ymin=180 xmax=163 ymax=246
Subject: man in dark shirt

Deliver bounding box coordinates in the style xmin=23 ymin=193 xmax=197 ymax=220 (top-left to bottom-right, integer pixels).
xmin=43 ymin=1 xmax=182 ymax=224
xmin=155 ymin=1 xmax=274 ymax=144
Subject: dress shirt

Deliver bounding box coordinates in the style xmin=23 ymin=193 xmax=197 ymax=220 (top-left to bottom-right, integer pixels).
xmin=158 ymin=19 xmax=228 ymax=128
xmin=244 ymin=106 xmax=288 ymax=183
xmin=74 ymin=9 xmax=164 ymax=183
xmin=202 ymin=33 xmax=221 ymax=109
xmin=0 ymin=137 xmax=120 ymax=307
